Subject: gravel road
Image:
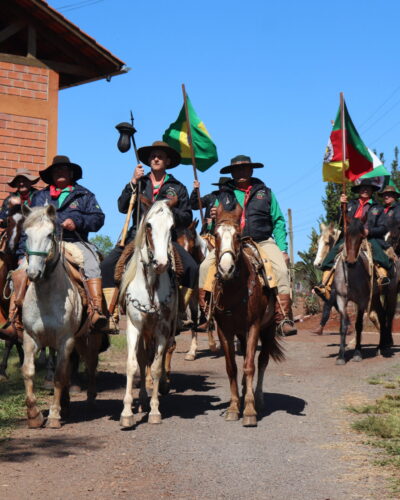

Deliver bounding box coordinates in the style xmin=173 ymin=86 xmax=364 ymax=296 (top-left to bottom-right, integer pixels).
xmin=1 ymin=328 xmax=399 ymax=500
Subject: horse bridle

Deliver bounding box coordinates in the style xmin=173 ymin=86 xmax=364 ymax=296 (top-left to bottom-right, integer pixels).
xmin=25 ymin=231 xmax=61 ymax=276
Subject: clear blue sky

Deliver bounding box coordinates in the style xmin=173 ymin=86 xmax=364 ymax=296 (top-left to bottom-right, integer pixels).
xmin=50 ymin=0 xmax=400 ymax=258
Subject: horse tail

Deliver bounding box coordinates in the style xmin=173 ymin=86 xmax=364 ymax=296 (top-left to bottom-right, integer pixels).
xmin=262 ymin=324 xmax=285 ymax=363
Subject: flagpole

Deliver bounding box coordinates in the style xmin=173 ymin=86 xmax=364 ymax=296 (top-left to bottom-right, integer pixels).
xmin=182 ymin=83 xmax=204 ymax=225
xmin=340 ymin=92 xmax=347 ymax=235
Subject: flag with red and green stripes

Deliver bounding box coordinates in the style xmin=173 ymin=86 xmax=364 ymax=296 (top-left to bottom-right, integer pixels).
xmin=323 ymin=101 xmax=373 ymax=183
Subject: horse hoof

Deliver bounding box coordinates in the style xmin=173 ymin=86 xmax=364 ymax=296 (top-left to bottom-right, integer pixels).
xmin=242 ymin=415 xmax=257 ymax=427
xmin=148 ymin=414 xmax=162 ymax=424
xmin=336 ymin=358 xmax=346 ymax=366
xmin=184 ymin=353 xmax=196 ymax=361
xmin=209 ymin=343 xmax=218 ymax=353
xmin=42 ymin=379 xmax=54 ymax=391
xmin=46 ymin=418 xmax=62 ymax=429
xmin=159 ymin=379 xmax=170 ymax=395
xmin=120 ymin=415 xmax=135 ymax=428
xmin=27 ymin=412 xmax=44 ymax=429
xmin=352 ymin=355 xmax=362 ymax=362
xmin=69 ymin=384 xmax=81 ymax=394
xmin=225 ymin=411 xmax=239 ymax=422
xmin=380 ymin=347 xmax=392 ymax=358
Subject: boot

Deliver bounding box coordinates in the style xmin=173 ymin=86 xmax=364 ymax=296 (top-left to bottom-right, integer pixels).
xmin=313 ymin=270 xmax=334 ymax=300
xmin=86 ymin=278 xmax=107 ymax=330
xmin=312 ymin=325 xmax=324 ymax=335
xmin=197 ymin=288 xmax=209 ymax=331
xmin=177 ymin=287 xmax=195 ymax=332
xmin=102 ymin=287 xmax=119 ymax=334
xmin=0 ymin=268 xmax=27 ymax=341
xmin=274 ymin=293 xmax=297 ymax=336
xmin=375 ymin=265 xmax=390 ymax=286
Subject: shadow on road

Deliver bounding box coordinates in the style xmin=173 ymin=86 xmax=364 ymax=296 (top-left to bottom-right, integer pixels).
xmin=0 ymin=435 xmax=103 ymax=463
xmin=260 ymin=392 xmax=307 ymax=418
xmin=325 ymin=344 xmax=400 ymax=362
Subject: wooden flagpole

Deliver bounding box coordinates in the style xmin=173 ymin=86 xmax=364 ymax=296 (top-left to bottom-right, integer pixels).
xmin=340 ymin=92 xmax=348 ymax=235
xmin=181 ymin=83 xmax=204 ymax=225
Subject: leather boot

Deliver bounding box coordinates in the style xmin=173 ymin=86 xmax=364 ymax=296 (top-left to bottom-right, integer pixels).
xmin=177 ymin=287 xmax=195 ymax=332
xmin=375 ymin=265 xmax=390 ymax=286
xmin=313 ymin=270 xmax=334 ymax=301
xmin=197 ymin=288 xmax=209 ymax=331
xmin=86 ymin=278 xmax=107 ymax=330
xmin=0 ymin=268 xmax=27 ymax=341
xmin=274 ymin=293 xmax=297 ymax=336
xmin=102 ymin=287 xmax=119 ymax=334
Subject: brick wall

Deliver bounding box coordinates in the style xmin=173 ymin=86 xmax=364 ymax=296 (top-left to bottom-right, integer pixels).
xmin=0 ymin=62 xmax=51 ymax=205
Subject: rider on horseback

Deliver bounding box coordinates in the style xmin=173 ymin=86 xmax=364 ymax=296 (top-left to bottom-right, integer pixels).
xmin=314 ymin=179 xmax=391 ymax=299
xmin=0 ymin=168 xmax=39 ymax=228
xmin=198 ymin=155 xmax=297 ymax=336
xmin=379 ymin=185 xmax=400 ymax=232
xmin=100 ymin=141 xmax=198 ymax=331
xmin=0 ymin=156 xmax=107 ymax=340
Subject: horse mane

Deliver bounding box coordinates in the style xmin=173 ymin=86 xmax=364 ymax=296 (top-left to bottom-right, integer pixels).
xmin=347 ymin=217 xmax=364 ymax=237
xmin=216 ymin=208 xmax=241 ymax=227
xmin=23 ymin=206 xmax=55 ymax=230
xmin=119 ymin=200 xmax=170 ymax=300
xmin=7 ymin=204 xmax=22 ymax=217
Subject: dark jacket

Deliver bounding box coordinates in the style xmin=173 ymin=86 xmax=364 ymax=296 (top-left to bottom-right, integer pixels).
xmin=0 ymin=189 xmax=37 ymax=228
xmin=219 ymin=178 xmax=275 ymax=243
xmin=190 ymin=188 xmax=229 ymax=234
xmin=118 ymin=173 xmax=192 ymax=242
xmin=381 ymin=201 xmax=400 ymax=230
xmin=346 ymin=199 xmax=387 ymax=239
xmin=17 ymin=184 xmax=104 ymax=258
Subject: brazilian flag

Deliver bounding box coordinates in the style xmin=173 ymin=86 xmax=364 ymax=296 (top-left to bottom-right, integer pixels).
xmin=163 ymin=95 xmax=218 ymax=172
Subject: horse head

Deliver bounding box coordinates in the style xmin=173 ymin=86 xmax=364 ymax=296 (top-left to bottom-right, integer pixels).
xmin=214 ymin=203 xmax=242 ymax=280
xmin=385 ymin=217 xmax=400 ymax=256
xmin=314 ymin=222 xmax=340 ymax=268
xmin=23 ymin=205 xmax=58 ymax=282
xmin=176 ymin=219 xmax=198 ymax=255
xmin=6 ymin=204 xmax=24 ymax=253
xmin=345 ymin=216 xmax=366 ymax=264
xmin=141 ymin=200 xmax=174 ymax=275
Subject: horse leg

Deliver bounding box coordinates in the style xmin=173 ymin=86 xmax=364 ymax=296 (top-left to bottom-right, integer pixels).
xmin=22 ymin=334 xmax=43 ymax=428
xmin=82 ymin=334 xmax=102 ymax=408
xmin=185 ymin=330 xmax=198 ymax=361
xmin=69 ymin=349 xmax=81 ymax=394
xmin=0 ymin=339 xmax=14 ymax=380
xmin=148 ymin=334 xmax=167 ymax=424
xmin=242 ymin=325 xmax=259 ymax=427
xmin=159 ymin=337 xmax=175 ymax=395
xmin=377 ymin=291 xmax=395 ymax=356
xmin=16 ymin=340 xmax=24 ymax=366
xmin=208 ymin=328 xmax=218 ymax=353
xmin=47 ymin=338 xmax=75 ymax=428
xmin=218 ymin=326 xmax=240 ymax=421
xmin=336 ymin=295 xmax=347 ymax=365
xmin=255 ymin=325 xmax=274 ymax=412
xmin=352 ymin=308 xmax=364 ymax=362
xmin=138 ymin=340 xmax=149 ymax=414
xmin=43 ymin=347 xmax=56 ymax=391
xmin=120 ymin=318 xmax=139 ymax=428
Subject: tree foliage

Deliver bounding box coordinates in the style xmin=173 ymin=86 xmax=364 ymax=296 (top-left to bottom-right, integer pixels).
xmin=90 ymin=234 xmax=114 ymax=257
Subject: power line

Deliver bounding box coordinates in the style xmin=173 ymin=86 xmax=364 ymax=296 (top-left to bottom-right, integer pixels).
xmin=359 ymin=83 xmax=400 ymax=129
xmin=369 ymin=118 xmax=400 ymax=146
xmin=361 ymin=96 xmax=400 ymax=135
xmin=55 ymin=0 xmax=105 ymax=13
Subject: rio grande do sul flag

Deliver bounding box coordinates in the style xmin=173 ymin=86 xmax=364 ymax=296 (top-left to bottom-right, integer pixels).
xmin=323 ymin=101 xmax=373 ymax=183
xmin=163 ymin=95 xmax=218 ymax=172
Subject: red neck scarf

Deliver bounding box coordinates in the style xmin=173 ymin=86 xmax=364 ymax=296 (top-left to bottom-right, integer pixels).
xmin=50 ymin=185 xmax=73 ymax=199
xmin=18 ymin=191 xmax=30 ymax=202
xmin=384 ymin=204 xmax=392 ymax=214
xmin=237 ymin=185 xmax=253 ymax=230
xmin=151 ymin=174 xmax=167 ymax=201
xmin=354 ymin=198 xmax=370 ymax=219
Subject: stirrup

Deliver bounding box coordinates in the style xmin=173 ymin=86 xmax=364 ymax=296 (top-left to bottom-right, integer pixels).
xmin=377 ymin=276 xmax=390 ymax=287
xmin=313 ymin=285 xmax=330 ymax=302
xmin=277 ymin=319 xmax=297 ymax=337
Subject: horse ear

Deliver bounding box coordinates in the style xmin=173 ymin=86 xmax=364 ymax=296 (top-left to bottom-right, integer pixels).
xmin=188 ymin=220 xmax=196 ymax=230
xmin=46 ymin=204 xmax=56 ymax=219
xmin=233 ymin=202 xmax=243 ymax=222
xmin=329 ymin=221 xmax=335 ymax=230
xmin=194 ymin=219 xmax=199 ymax=229
xmin=216 ymin=203 xmax=224 ymax=221
xmin=21 ymin=204 xmax=32 ymax=217
xmin=320 ymin=222 xmax=326 ymax=231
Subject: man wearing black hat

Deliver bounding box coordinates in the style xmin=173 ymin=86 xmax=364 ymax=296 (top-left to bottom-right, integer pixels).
xmin=100 ymin=141 xmax=198 ymax=330
xmin=315 ymin=179 xmax=390 ymax=298
xmin=379 ymin=185 xmax=400 ymax=231
xmin=0 ymin=156 xmax=107 ymax=339
xmin=0 ymin=168 xmax=39 ymax=228
xmin=199 ymin=154 xmax=296 ymax=336
xmin=190 ymin=177 xmax=230 ymax=235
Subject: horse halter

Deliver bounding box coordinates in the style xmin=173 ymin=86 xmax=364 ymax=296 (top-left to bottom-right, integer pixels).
xmin=25 ymin=231 xmax=60 ymax=274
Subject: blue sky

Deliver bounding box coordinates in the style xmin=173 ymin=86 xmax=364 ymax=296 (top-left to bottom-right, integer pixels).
xmin=51 ymin=0 xmax=400 ymax=257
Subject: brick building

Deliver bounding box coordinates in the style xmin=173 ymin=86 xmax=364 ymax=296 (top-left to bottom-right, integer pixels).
xmin=0 ymin=0 xmax=125 ymax=205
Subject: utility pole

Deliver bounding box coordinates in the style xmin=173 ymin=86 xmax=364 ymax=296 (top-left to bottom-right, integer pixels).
xmin=288 ymin=208 xmax=295 ymax=299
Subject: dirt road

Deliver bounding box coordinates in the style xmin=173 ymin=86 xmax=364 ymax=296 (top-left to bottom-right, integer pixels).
xmin=1 ymin=328 xmax=399 ymax=499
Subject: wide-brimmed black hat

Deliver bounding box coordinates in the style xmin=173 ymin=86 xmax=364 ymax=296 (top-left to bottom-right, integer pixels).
xmin=40 ymin=155 xmax=82 ymax=185
xmin=220 ymin=155 xmax=263 ymax=174
xmin=137 ymin=141 xmax=181 ymax=169
xmin=351 ymin=179 xmax=380 ymax=193
xmin=211 ymin=176 xmax=231 ymax=186
xmin=8 ymin=168 xmax=39 ymax=187
xmin=378 ymin=185 xmax=400 ymax=198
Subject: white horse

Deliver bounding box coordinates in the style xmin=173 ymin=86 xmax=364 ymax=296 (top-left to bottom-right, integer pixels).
xmin=314 ymin=222 xmax=341 ymax=268
xmin=21 ymin=205 xmax=101 ymax=428
xmin=119 ymin=200 xmax=179 ymax=428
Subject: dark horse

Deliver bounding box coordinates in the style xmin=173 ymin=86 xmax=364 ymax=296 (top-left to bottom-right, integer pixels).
xmin=212 ymin=204 xmax=284 ymax=426
xmin=0 ymin=205 xmax=24 ymax=379
xmin=334 ymin=217 xmax=391 ymax=365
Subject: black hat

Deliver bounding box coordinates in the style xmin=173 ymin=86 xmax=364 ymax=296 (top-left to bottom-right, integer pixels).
xmin=378 ymin=185 xmax=400 ymax=198
xmin=351 ymin=179 xmax=380 ymax=193
xmin=220 ymin=154 xmax=263 ymax=174
xmin=211 ymin=176 xmax=231 ymax=186
xmin=8 ymin=168 xmax=39 ymax=187
xmin=40 ymin=155 xmax=82 ymax=185
xmin=137 ymin=141 xmax=181 ymax=169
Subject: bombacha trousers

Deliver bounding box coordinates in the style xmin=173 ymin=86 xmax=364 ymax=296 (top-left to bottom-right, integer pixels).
xmin=199 ymin=237 xmax=290 ymax=294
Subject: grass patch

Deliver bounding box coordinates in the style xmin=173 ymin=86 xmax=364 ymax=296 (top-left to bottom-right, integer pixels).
xmin=349 ymin=367 xmax=400 ymax=493
xmin=0 ymin=344 xmax=48 ymax=440
xmin=110 ymin=334 xmax=126 ymax=350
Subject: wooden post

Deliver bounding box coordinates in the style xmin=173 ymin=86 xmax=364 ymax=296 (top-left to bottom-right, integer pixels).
xmin=182 ymin=83 xmax=204 ymax=225
xmin=288 ymin=208 xmax=295 ymax=299
xmin=340 ymin=92 xmax=348 ymax=235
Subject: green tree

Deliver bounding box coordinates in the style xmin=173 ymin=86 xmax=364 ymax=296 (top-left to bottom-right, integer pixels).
xmin=391 ymin=146 xmax=400 ymax=191
xmin=295 ymin=227 xmax=320 ymax=290
xmin=321 ymin=182 xmax=355 ymax=224
xmin=90 ymin=234 xmax=114 ymax=256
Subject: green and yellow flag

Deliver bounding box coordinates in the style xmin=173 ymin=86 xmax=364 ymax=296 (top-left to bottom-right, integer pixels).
xmin=163 ymin=95 xmax=218 ymax=172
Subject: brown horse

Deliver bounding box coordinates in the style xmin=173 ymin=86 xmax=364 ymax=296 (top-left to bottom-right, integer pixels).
xmin=213 ymin=204 xmax=284 ymax=426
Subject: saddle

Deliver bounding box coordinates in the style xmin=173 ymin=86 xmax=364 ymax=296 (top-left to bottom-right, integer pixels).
xmin=61 ymin=242 xmax=87 ymax=308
